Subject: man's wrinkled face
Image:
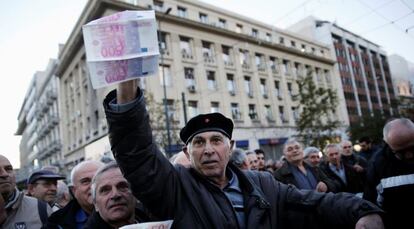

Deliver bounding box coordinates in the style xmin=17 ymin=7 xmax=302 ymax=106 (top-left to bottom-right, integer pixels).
xmin=0 ymin=156 xmax=15 ymax=199
xmin=185 ymin=131 xmax=233 ymax=180
xmin=28 ymin=179 xmax=58 ymax=204
xmin=256 ymin=153 xmax=265 ymax=169
xmin=305 ymin=152 xmax=320 ymax=167
xmin=94 ymin=168 xmax=135 ymax=225
xmin=326 ymin=147 xmax=341 ymax=166
xmin=72 ymin=164 xmax=101 ymax=211
xmin=341 ymin=142 xmax=353 ymax=156
xmin=284 ymin=142 xmax=304 ymax=163
xmin=247 ymin=154 xmax=258 ymax=170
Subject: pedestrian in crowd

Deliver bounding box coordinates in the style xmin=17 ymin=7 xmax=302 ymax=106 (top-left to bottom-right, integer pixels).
xmin=245 ymin=151 xmax=258 ymax=170
xmin=254 ymin=149 xmax=266 ymax=171
xmin=0 ymin=155 xmax=52 ymax=228
xmin=46 ymin=160 xmax=104 ymax=228
xmin=358 ymin=136 xmax=380 ymax=162
xmin=52 ymin=180 xmax=71 ymax=212
xmin=27 ymin=169 xmax=65 ymax=206
xmin=303 ymin=146 xmax=321 ymax=167
xmin=84 ymin=161 xmax=151 ymax=228
xmin=274 ymin=140 xmax=336 ymax=193
xmin=363 ymin=118 xmax=414 ymax=229
xmin=170 ymin=151 xmax=191 ymax=168
xmin=340 ymin=140 xmax=367 ymax=180
xmin=319 ymin=144 xmax=364 ymax=195
xmin=102 ymin=81 xmax=384 ymax=228
xmin=229 ymin=148 xmax=250 ymax=170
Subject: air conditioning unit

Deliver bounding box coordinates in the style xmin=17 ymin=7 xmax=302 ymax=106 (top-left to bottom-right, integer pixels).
xmin=248 ymin=92 xmax=254 ymax=98
xmin=278 ymin=95 xmax=283 ymax=100
xmin=188 ymin=85 xmax=196 ymax=93
xmin=229 ymin=90 xmax=236 ymax=96
xmin=263 ymin=94 xmax=268 ymax=99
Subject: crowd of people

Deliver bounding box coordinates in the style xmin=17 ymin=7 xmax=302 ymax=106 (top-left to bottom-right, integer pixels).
xmin=0 ymin=81 xmax=412 ymax=228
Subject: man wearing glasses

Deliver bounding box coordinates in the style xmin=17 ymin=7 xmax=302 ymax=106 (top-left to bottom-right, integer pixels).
xmin=363 ymin=118 xmax=414 ymax=229
xmin=27 ymin=169 xmax=65 ymax=206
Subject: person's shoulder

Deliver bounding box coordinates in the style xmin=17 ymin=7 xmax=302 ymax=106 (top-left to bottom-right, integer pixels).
xmin=21 ymin=195 xmax=38 ymax=206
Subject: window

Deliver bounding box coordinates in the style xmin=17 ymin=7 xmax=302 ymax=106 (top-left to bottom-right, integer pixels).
xmin=231 ymin=103 xmax=241 ymax=120
xmin=202 ymin=41 xmax=214 ymax=58
xmin=207 ymin=71 xmax=217 ymax=90
xmin=184 ymin=67 xmax=195 ymax=88
xmin=279 ymin=106 xmax=287 ymax=123
xmin=153 ymin=1 xmax=164 ymax=11
xmin=274 ymin=81 xmax=281 ymax=98
xmin=282 ymin=59 xmax=290 ymax=75
xmin=301 ymin=44 xmax=306 ymax=52
xmin=294 ymin=62 xmax=301 ymax=76
xmin=260 ymin=79 xmax=267 ymax=98
xmin=287 ymin=82 xmax=293 ymax=97
xmin=227 ymin=74 xmax=236 ymax=94
xmin=177 ymin=6 xmax=187 ymax=18
xmin=199 ymin=13 xmax=208 ymax=23
xmin=269 ymin=56 xmax=278 ymax=72
xmin=248 ymin=104 xmax=258 ymax=120
xmin=210 ymin=102 xmax=220 ymax=113
xmin=279 ymin=37 xmax=284 ymax=44
xmin=266 ymin=33 xmax=271 ymax=42
xmin=291 ymin=41 xmax=296 ymax=47
xmin=180 ymin=36 xmax=192 ymax=58
xmin=166 ymin=99 xmax=176 ymax=122
xmin=265 ymin=105 xmax=273 ymax=121
xmin=255 ymin=53 xmax=265 ymax=70
xmin=222 ymin=45 xmax=232 ymax=65
xmin=188 ymin=101 xmax=198 ymax=118
xmin=292 ymin=106 xmax=299 ymax=122
xmin=239 ymin=49 xmax=249 ymax=67
xmin=159 ymin=32 xmax=168 ymax=52
xmin=159 ymin=65 xmax=171 ymax=87
xmin=251 ymin=28 xmax=258 ymax=38
xmin=244 ymin=76 xmax=252 ymax=97
xmin=236 ymin=24 xmax=243 ymax=33
xmin=218 ymin=18 xmax=226 ymax=28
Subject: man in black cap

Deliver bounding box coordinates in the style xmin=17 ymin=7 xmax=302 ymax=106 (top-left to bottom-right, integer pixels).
xmin=28 ymin=169 xmax=65 ymax=206
xmin=102 ymin=80 xmax=384 ymax=228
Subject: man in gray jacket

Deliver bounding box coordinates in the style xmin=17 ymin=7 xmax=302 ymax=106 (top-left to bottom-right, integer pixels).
xmin=0 ymin=154 xmax=52 ymax=228
xmin=103 ymin=80 xmax=384 ymax=229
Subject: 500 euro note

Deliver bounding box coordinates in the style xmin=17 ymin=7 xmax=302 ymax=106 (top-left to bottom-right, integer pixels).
xmin=83 ymin=18 xmax=159 ymax=61
xmin=87 ymin=55 xmax=158 ymax=89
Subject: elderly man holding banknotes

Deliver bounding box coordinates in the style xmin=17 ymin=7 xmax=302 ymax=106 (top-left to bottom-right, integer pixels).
xmin=101 ymin=79 xmax=384 ymax=229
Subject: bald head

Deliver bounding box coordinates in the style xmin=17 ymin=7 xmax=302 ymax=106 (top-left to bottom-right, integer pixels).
xmin=0 ymin=155 xmax=16 ymax=199
xmin=383 ymin=118 xmax=414 ymax=161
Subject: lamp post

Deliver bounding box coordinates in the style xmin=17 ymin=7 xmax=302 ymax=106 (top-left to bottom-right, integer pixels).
xmin=158 ymin=7 xmax=172 ymax=156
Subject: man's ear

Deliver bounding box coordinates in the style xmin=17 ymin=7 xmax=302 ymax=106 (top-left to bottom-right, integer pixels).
xmin=183 ymin=146 xmax=190 ymax=160
xmin=230 ymin=140 xmax=235 ymax=152
xmin=27 ymin=184 xmax=34 ymax=195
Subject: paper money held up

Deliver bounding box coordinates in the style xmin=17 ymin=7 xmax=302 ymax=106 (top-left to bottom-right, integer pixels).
xmin=82 ymin=10 xmax=159 ymax=89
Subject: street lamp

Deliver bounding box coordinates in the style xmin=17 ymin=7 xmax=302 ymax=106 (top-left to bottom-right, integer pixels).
xmin=158 ymin=7 xmax=172 ymax=156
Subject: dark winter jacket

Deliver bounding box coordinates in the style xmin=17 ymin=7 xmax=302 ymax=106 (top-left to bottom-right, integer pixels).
xmin=319 ymin=161 xmax=364 ymax=194
xmin=363 ymin=144 xmax=414 ymax=229
xmin=273 ymin=161 xmax=338 ymax=192
xmin=45 ymin=199 xmax=88 ymax=229
xmin=104 ymin=88 xmax=383 ymax=229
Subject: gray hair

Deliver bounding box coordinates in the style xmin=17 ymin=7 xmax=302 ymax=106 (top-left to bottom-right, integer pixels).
xmin=323 ymin=143 xmax=341 ymax=154
xmin=303 ymin=146 xmax=320 ymax=158
xmin=383 ymin=118 xmax=414 ymax=142
xmin=56 ymin=180 xmax=70 ymax=201
xmin=230 ymin=148 xmax=247 ymax=167
xmin=283 ymin=139 xmax=302 ymax=152
xmin=91 ymin=161 xmax=123 ymax=203
xmin=70 ymin=160 xmax=104 ymax=185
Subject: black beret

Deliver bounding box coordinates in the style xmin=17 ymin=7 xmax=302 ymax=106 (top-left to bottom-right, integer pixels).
xmin=180 ymin=113 xmax=234 ymax=145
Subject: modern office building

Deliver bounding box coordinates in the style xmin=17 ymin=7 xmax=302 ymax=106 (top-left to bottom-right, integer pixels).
xmin=16 ymin=59 xmax=63 ymax=178
xmin=288 ymin=16 xmax=398 ymax=125
xmin=55 ymin=0 xmax=345 ymax=164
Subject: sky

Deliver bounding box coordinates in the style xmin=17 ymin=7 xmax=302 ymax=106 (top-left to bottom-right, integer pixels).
xmin=1 ymin=0 xmax=413 ymax=168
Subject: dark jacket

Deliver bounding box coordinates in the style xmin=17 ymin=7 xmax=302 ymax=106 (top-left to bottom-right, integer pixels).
xmin=363 ymin=144 xmax=414 ymax=229
xmin=45 ymin=199 xmax=87 ymax=229
xmin=273 ymin=161 xmax=338 ymax=192
xmin=319 ymin=161 xmax=364 ymax=194
xmin=104 ymin=88 xmax=383 ymax=229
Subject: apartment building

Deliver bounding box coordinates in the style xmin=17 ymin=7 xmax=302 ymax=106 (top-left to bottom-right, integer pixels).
xmin=388 ymin=54 xmax=414 ymax=119
xmin=289 ymin=16 xmax=398 ymax=125
xmin=56 ymin=0 xmax=343 ymax=164
xmin=16 ymin=59 xmax=62 ymax=178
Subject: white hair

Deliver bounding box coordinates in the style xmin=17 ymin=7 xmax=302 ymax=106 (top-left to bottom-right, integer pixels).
xmin=70 ymin=160 xmax=104 ymax=185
